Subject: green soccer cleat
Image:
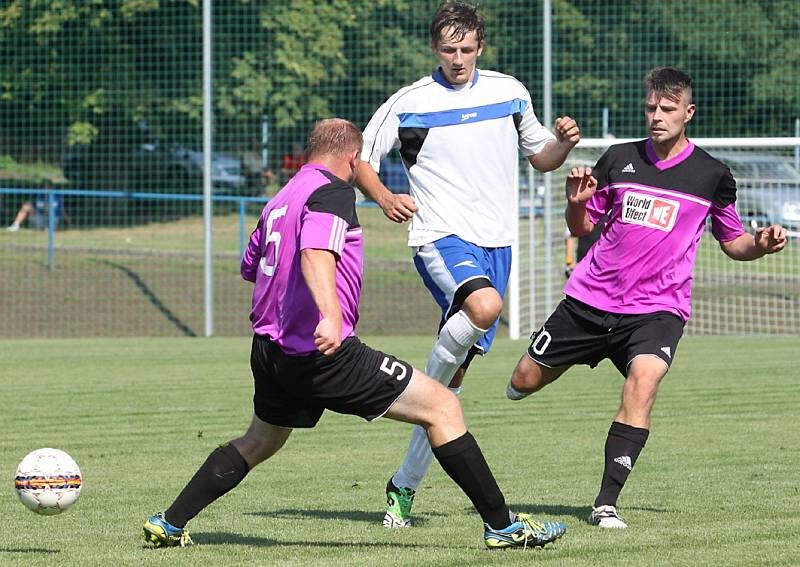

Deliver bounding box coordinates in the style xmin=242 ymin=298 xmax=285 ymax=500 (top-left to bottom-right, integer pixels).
xmin=143 ymin=512 xmax=193 ymax=548
xmin=383 ymin=478 xmax=415 ymax=528
xmin=484 ymin=513 xmax=566 ymax=549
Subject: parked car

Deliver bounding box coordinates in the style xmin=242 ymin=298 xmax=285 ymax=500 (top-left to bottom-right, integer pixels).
xmin=62 ymin=116 xmax=245 ymax=195
xmin=170 ymin=145 xmax=246 ymax=194
xmin=711 ymin=152 xmax=800 ymax=237
xmin=63 ymin=141 xmax=245 ymax=195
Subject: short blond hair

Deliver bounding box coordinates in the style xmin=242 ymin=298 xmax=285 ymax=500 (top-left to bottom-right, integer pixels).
xmin=306 ymin=118 xmax=363 ymax=161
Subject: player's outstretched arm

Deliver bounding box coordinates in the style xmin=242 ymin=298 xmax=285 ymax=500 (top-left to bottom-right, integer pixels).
xmin=719 ymin=224 xmax=788 ymax=261
xmin=354 ymin=160 xmax=417 ymax=223
xmin=564 ymin=166 xmax=597 ymax=237
xmin=300 ymin=248 xmax=343 ymax=355
xmin=528 ymin=116 xmax=580 ymax=172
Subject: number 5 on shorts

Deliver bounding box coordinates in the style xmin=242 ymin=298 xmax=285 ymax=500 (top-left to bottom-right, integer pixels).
xmin=380 ymin=357 xmax=408 ymax=381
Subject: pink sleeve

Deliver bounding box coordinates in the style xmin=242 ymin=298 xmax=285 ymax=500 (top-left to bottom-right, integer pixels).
xmin=300 ymin=208 xmax=347 ymax=256
xmin=240 ymin=215 xmax=264 ymax=282
xmin=586 ymin=185 xmax=612 ymax=225
xmin=710 ymin=202 xmax=745 ymax=242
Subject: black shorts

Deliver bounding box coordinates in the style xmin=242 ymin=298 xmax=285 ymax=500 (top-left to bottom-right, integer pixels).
xmin=526 ymin=296 xmax=685 ymax=376
xmin=250 ymin=335 xmax=413 ymax=428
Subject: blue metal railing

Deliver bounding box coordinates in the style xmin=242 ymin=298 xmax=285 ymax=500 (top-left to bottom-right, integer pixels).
xmin=0 ymin=187 xmax=268 ymax=268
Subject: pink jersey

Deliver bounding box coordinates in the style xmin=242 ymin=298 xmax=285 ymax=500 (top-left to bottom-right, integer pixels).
xmin=241 ymin=164 xmax=363 ymax=355
xmin=564 ymin=140 xmax=745 ymax=321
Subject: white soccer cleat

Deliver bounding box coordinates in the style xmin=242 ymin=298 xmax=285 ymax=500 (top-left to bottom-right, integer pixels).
xmin=589 ymin=505 xmax=628 ymax=529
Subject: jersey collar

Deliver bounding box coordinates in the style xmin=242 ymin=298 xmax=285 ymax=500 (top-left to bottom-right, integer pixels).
xmin=645 ymin=138 xmax=695 ymax=171
xmin=432 ymin=67 xmax=480 ymax=90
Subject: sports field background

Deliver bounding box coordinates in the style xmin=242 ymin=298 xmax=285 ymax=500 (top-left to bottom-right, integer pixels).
xmin=1 ymin=3 xmax=798 ymax=564
xmin=1 ymin=335 xmax=798 ymax=566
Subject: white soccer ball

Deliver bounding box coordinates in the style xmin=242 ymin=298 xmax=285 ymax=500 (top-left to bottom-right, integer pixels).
xmin=15 ymin=448 xmax=82 ymax=515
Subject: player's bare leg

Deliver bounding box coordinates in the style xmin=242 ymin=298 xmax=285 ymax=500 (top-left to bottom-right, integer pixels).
xmin=231 ymin=415 xmax=293 ymax=469
xmin=506 ymin=353 xmax=570 ymax=400
xmin=386 ymin=369 xmax=567 ymax=548
xmin=591 ymin=355 xmax=668 ymax=529
xmin=385 ymin=369 xmax=467 ymax=444
xmin=616 ymin=355 xmax=668 ymax=429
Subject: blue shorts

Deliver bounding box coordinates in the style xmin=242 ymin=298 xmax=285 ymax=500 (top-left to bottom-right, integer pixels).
xmin=413 ymin=235 xmax=512 ymax=354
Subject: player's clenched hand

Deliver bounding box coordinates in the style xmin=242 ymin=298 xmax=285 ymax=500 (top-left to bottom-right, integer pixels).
xmin=555 ymin=116 xmax=580 ymax=147
xmin=314 ymin=317 xmax=342 ymax=356
xmin=378 ymin=192 xmax=417 ymax=223
xmin=565 ymin=166 xmax=597 ymax=204
xmin=755 ymin=225 xmax=788 ymax=254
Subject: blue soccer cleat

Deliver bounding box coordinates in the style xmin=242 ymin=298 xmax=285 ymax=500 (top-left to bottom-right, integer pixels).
xmin=484 ymin=512 xmax=566 ymax=549
xmin=143 ymin=512 xmax=193 ymax=548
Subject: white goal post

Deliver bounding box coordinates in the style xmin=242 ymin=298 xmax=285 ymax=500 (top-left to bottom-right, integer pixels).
xmin=509 ymin=137 xmax=800 ymax=340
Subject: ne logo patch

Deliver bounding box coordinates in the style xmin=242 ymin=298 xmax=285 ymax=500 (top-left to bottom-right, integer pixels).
xmin=621 ymin=191 xmax=679 ymax=231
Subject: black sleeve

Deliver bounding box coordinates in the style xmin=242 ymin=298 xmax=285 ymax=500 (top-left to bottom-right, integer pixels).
xmin=592 ymin=146 xmax=614 ymax=190
xmin=306 ymin=179 xmax=358 ymax=227
xmin=713 ymin=166 xmax=737 ymax=208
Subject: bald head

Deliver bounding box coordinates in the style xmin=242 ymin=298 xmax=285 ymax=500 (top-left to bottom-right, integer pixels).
xmin=306 ymin=118 xmax=363 ymax=162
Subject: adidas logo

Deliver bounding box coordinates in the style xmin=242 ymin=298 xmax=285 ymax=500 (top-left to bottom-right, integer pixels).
xmin=614 ymin=456 xmax=632 ymax=470
xmin=661 ymin=346 xmax=671 ymax=358
xmin=621 ymin=163 xmax=636 ymax=173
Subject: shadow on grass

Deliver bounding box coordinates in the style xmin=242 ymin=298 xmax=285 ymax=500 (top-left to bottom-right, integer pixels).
xmin=98 ymin=259 xmax=197 ymax=336
xmin=244 ymin=508 xmax=446 ymax=527
xmin=0 ymin=548 xmax=60 ymax=554
xmin=190 ymin=532 xmax=431 ymax=549
xmin=507 ymin=503 xmax=669 ymax=522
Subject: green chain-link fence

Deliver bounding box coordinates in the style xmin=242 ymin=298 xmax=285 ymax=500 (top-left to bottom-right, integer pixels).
xmin=1 ymin=1 xmax=798 ymax=338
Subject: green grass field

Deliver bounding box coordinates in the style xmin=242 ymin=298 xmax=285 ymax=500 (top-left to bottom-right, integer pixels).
xmin=1 ymin=336 xmax=798 ymax=566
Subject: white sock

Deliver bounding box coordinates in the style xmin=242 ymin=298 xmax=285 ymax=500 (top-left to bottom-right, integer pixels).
xmin=393 ymin=385 xmax=463 ymax=491
xmin=424 ymin=310 xmax=486 ymax=384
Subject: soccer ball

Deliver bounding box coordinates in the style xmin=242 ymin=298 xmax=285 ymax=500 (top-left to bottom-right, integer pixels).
xmin=14 ymin=448 xmax=82 ymax=515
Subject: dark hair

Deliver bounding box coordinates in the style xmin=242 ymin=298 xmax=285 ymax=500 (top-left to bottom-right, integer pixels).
xmin=306 ymin=118 xmax=362 ymax=161
xmin=430 ymin=1 xmax=485 ymax=45
xmin=644 ymin=66 xmax=693 ymax=103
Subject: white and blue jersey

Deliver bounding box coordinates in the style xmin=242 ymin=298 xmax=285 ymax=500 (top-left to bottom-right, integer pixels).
xmin=362 ymin=67 xmax=555 ymax=248
xmin=363 ymin=67 xmax=554 ymax=352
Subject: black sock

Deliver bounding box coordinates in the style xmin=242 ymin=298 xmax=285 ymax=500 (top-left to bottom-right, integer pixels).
xmin=165 ymin=443 xmax=250 ymax=528
xmin=594 ymin=421 xmax=649 ymax=508
xmin=432 ymin=432 xmax=511 ymax=530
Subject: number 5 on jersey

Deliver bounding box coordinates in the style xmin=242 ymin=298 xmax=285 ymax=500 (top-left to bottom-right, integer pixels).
xmin=259 ymin=205 xmax=288 ymax=277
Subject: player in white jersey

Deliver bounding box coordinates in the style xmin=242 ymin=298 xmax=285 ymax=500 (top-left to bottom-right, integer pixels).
xmin=356 ymin=0 xmax=580 ymax=528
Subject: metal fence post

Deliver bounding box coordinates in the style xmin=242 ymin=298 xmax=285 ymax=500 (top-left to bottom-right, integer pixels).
xmin=239 ymin=199 xmax=247 ymax=259
xmin=47 ymin=192 xmax=56 ymax=270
